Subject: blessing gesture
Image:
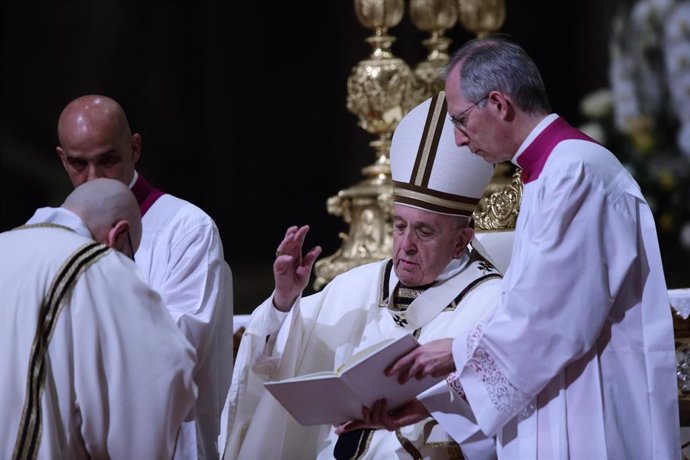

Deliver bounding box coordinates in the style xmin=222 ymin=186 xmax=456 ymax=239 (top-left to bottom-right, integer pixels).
xmin=272 ymin=225 xmax=322 ymax=311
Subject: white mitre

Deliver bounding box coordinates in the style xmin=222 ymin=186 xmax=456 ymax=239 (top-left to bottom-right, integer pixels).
xmin=390 ymin=91 xmax=494 ymax=217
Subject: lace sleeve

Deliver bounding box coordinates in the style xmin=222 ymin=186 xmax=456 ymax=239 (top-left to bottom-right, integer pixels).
xmin=465 ymin=324 xmax=535 ymax=419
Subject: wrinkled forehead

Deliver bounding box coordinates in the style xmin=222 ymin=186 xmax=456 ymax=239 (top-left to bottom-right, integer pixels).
xmin=393 ymin=202 xmax=462 ymax=226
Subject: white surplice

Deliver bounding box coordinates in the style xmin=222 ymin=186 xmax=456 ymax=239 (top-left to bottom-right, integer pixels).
xmin=1 ymin=208 xmax=197 ymax=459
xmin=221 ymin=253 xmax=502 ymax=460
xmin=451 ymin=115 xmax=680 ymax=459
xmin=135 ymin=192 xmax=234 ymax=460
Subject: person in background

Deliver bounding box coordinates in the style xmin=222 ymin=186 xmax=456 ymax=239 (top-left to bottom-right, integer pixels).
xmin=222 ymin=93 xmax=501 ymax=460
xmin=55 ymin=95 xmax=234 ymax=459
xmin=388 ymin=36 xmax=680 ymax=459
xmin=0 ymin=178 xmax=197 ymax=459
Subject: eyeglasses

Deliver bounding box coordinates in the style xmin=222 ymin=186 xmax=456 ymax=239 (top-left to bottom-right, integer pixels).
xmin=448 ymin=95 xmax=488 ymax=134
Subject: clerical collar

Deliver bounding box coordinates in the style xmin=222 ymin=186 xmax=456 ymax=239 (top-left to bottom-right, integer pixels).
xmin=512 ymin=114 xmax=596 ymax=183
xmin=511 ymin=113 xmax=558 ymax=168
xmin=390 ymin=251 xmax=470 ymax=316
xmin=130 ymin=171 xmax=165 ymax=216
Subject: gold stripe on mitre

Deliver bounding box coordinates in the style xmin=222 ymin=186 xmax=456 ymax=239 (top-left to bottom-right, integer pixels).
xmin=410 ymin=92 xmax=447 ymax=188
xmin=393 ymin=181 xmax=479 ymax=216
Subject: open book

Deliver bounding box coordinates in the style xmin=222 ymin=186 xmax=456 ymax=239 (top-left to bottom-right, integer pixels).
xmin=264 ymin=334 xmax=444 ymax=425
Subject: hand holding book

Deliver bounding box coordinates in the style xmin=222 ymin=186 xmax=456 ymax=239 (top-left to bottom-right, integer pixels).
xmin=264 ymin=334 xmax=444 ymax=426
xmin=334 ymin=397 xmax=431 ymax=434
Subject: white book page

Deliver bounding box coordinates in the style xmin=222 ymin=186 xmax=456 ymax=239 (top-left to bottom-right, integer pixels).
xmin=342 ymin=334 xmax=444 ymax=411
xmin=265 ymin=375 xmax=363 ymax=425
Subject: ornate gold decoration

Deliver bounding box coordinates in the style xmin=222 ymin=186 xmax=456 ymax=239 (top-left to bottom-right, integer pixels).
xmin=353 ymin=0 xmax=405 ymax=30
xmin=314 ymin=188 xmax=394 ymax=290
xmin=473 ymin=164 xmax=522 ymax=231
xmin=314 ymin=0 xmax=415 ymax=290
xmin=315 ymin=0 xmax=512 ymax=289
xmin=346 ymin=0 xmax=415 ymax=177
xmin=455 ymin=0 xmax=506 ymax=38
xmin=408 ymin=0 xmax=457 ymax=105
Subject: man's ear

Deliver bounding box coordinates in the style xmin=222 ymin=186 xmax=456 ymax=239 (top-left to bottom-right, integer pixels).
xmin=131 ymin=133 xmax=142 ymax=164
xmin=106 ymin=220 xmax=130 ymax=250
xmin=56 ymin=146 xmax=68 ymax=168
xmin=489 ymin=91 xmax=514 ymax=121
xmin=453 ymin=227 xmax=475 ymax=258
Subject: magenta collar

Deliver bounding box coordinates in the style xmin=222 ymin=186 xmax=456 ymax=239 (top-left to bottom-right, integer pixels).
xmin=516 ymin=117 xmax=596 ymax=183
xmin=131 ymin=174 xmax=165 ymax=216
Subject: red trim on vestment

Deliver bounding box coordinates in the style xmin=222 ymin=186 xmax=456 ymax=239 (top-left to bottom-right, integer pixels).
xmin=517 ymin=117 xmax=597 ymax=183
xmin=131 ymin=174 xmax=165 ymax=216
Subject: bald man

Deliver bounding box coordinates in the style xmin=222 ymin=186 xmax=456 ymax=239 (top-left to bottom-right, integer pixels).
xmin=1 ymin=178 xmax=197 ymax=459
xmin=56 ymin=95 xmax=233 ymax=459
xmin=61 ymin=176 xmax=142 ymax=257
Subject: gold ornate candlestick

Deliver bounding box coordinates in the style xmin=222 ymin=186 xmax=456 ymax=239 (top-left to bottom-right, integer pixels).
xmin=455 ymin=0 xmax=506 ymax=38
xmin=345 ymin=0 xmax=415 ymax=178
xmin=314 ymin=0 xmax=416 ymax=289
xmin=408 ymin=0 xmax=458 ymax=105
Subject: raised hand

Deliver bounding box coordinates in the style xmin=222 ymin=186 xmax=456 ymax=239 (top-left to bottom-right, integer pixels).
xmin=385 ymin=338 xmax=455 ymax=384
xmin=272 ymin=225 xmax=322 ymax=311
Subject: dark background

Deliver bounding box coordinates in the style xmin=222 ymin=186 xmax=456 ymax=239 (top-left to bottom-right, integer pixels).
xmin=5 ymin=0 xmax=680 ymax=315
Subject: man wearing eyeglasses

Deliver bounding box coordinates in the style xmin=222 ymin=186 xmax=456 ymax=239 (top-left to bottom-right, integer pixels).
xmin=388 ymin=37 xmax=680 ymax=458
xmin=1 ymin=178 xmax=197 ymax=458
xmin=55 ymin=95 xmax=234 ymax=459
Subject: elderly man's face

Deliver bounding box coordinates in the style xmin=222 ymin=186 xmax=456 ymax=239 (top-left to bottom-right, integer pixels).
xmin=392 ymin=204 xmax=470 ymax=287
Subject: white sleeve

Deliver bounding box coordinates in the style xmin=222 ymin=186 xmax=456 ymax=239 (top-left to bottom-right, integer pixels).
xmin=157 ymin=219 xmax=234 ymax=453
xmin=454 ymin=162 xmax=638 ymax=436
xmin=218 ymin=293 xmax=294 ymax=453
xmin=417 ymin=381 xmax=478 ymax=438
xmin=73 ymin=253 xmax=197 ymax=459
xmin=243 ymin=294 xmax=293 ymax=375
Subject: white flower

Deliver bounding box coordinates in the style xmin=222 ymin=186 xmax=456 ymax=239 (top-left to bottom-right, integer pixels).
xmin=650 ymin=0 xmax=675 ymax=15
xmin=613 ymin=97 xmax=641 ymax=132
xmin=664 ymin=41 xmax=690 ymax=77
xmin=664 ymin=1 xmax=690 ymax=43
xmin=579 ymin=89 xmax=613 ymax=119
xmin=632 ymin=0 xmax=655 ymax=26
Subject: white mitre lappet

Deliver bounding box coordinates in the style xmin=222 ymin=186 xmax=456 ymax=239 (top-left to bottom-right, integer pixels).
xmin=390 ymin=91 xmax=494 ymax=218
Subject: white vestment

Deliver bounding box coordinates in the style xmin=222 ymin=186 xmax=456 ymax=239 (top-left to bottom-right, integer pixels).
xmin=451 ymin=115 xmax=680 ymax=459
xmin=135 ymin=187 xmax=234 ymax=460
xmin=222 ymin=253 xmax=502 ymax=460
xmin=1 ymin=208 xmax=197 ymax=459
